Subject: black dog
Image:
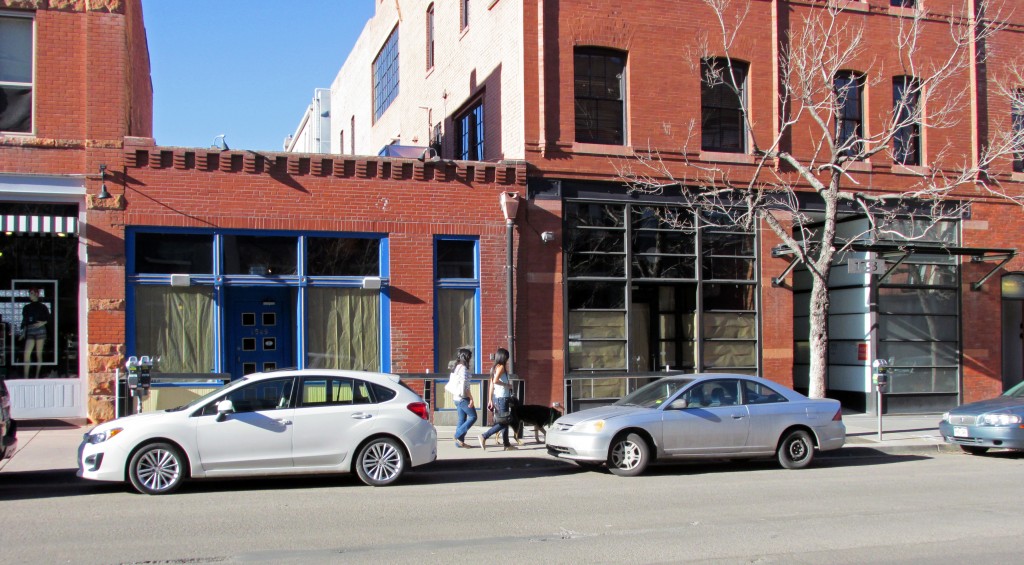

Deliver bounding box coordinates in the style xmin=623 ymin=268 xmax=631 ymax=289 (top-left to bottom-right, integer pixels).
xmin=511 ymin=403 xmax=563 ymax=444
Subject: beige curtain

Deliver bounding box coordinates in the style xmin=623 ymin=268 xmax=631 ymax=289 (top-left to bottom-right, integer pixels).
xmin=437 ymin=289 xmax=475 ymax=371
xmin=134 ymin=286 xmax=214 ymax=373
xmin=306 ymin=288 xmax=380 ymax=371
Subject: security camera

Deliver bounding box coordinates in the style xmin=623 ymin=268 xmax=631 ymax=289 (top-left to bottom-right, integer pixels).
xmin=541 ymin=231 xmax=555 ymax=243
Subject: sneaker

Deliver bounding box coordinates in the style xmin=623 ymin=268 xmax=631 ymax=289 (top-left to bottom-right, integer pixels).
xmin=503 ymin=445 xmax=518 ymax=451
xmin=454 ymin=439 xmax=465 ymax=448
xmin=477 ymin=435 xmax=486 ymax=450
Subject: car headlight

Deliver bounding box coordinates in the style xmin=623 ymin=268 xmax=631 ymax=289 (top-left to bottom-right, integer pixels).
xmin=941 ymin=412 xmax=950 ymax=423
xmin=575 ymin=420 xmax=605 ymax=433
xmin=981 ymin=413 xmax=1022 ymax=426
xmin=86 ymin=427 xmax=123 ymax=444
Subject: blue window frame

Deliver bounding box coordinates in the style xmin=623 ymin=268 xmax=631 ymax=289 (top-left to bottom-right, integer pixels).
xmin=456 ymin=99 xmax=484 ymax=160
xmin=373 ymin=25 xmax=400 ymax=122
xmin=126 ymin=228 xmax=390 ymax=377
xmin=434 ymin=236 xmax=480 ymax=373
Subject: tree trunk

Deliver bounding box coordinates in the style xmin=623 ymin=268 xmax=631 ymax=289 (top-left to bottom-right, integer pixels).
xmin=806 ymin=270 xmax=830 ymax=399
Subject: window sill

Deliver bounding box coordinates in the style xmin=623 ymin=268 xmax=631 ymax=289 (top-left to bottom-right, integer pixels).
xmin=699 ymin=151 xmax=757 ymax=165
xmin=888 ymin=6 xmax=918 ymax=18
xmin=1012 ymin=172 xmax=1024 ymax=182
xmin=829 ymin=0 xmax=869 ymax=13
xmin=891 ymin=163 xmax=928 ymax=176
xmin=844 ymin=160 xmax=872 ymax=173
xmin=571 ymin=142 xmax=634 ymax=157
xmin=488 ymin=0 xmax=501 ymax=9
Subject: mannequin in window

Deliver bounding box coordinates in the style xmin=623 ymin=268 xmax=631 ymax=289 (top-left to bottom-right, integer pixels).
xmin=22 ymin=288 xmax=51 ymax=378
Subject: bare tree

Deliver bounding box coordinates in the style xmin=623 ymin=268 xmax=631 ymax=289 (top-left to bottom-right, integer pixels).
xmin=617 ymin=0 xmax=1024 ymax=398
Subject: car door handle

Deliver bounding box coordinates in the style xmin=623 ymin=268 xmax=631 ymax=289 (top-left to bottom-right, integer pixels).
xmin=731 ymin=415 xmax=745 ymax=420
xmin=276 ymin=419 xmax=292 ymax=426
xmin=351 ymin=413 xmax=372 ymax=420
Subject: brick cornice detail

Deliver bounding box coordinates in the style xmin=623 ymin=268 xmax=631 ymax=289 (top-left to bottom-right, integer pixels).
xmin=0 ymin=0 xmax=124 ymax=12
xmin=124 ymin=146 xmax=527 ymax=187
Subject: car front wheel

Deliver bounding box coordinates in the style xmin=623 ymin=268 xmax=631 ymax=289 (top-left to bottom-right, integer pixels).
xmin=607 ymin=433 xmax=650 ymax=477
xmin=355 ymin=437 xmax=406 ymax=486
xmin=128 ymin=442 xmax=185 ymax=495
xmin=777 ymin=430 xmax=815 ymax=470
xmin=960 ymin=445 xmax=989 ymax=455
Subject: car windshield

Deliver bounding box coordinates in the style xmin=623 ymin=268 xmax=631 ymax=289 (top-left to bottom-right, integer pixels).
xmin=614 ymin=378 xmax=693 ymax=408
xmin=1002 ymin=380 xmax=1024 ymax=398
xmin=165 ymin=377 xmax=246 ymax=412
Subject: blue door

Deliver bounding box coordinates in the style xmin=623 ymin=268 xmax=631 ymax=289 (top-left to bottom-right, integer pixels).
xmin=226 ymin=287 xmax=293 ymax=379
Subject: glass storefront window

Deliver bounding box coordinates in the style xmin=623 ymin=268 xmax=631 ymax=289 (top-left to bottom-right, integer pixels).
xmin=306 ymin=287 xmax=380 ymax=371
xmin=307 ymin=238 xmax=380 ymax=276
xmin=134 ymin=233 xmax=213 ymax=274
xmin=436 ymin=288 xmax=476 ymax=372
xmin=134 ymin=286 xmax=214 ymax=374
xmin=223 ymin=235 xmax=297 ymax=275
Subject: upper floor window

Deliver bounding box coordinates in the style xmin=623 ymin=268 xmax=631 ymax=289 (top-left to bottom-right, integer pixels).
xmin=426 ymin=4 xmax=435 ymax=71
xmin=1013 ymin=89 xmax=1023 ymax=173
xmin=455 ymin=98 xmax=484 ymax=160
xmin=372 ymin=26 xmax=400 ymax=122
xmin=891 ymin=0 xmax=916 ymax=7
xmin=701 ymin=57 xmax=749 ymax=153
xmin=0 ymin=15 xmax=33 ymax=133
xmin=834 ymin=71 xmax=864 ymax=157
xmin=460 ymin=0 xmax=470 ymax=31
xmin=893 ymin=75 xmax=921 ymax=166
xmin=574 ymin=47 xmax=627 ymax=145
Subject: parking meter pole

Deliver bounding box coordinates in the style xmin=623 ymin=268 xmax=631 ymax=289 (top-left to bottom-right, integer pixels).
xmin=872 ymin=359 xmax=890 ymax=442
xmin=877 ymin=388 xmax=883 ymax=441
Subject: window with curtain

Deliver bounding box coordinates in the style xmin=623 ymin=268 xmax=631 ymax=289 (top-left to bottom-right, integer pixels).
xmin=0 ymin=15 xmax=33 ymax=133
xmin=306 ymin=288 xmax=380 ymax=371
xmin=574 ymin=47 xmax=627 ymax=145
xmin=701 ymin=57 xmax=749 ymax=153
xmin=435 ymin=238 xmax=478 ymax=371
xmin=134 ymin=286 xmax=214 ymax=374
xmin=1012 ymin=89 xmax=1023 ymax=173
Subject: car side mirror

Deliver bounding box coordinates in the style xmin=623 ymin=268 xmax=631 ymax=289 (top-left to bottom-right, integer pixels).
xmin=215 ymin=399 xmax=234 ymax=422
xmin=668 ymin=398 xmax=689 ymax=410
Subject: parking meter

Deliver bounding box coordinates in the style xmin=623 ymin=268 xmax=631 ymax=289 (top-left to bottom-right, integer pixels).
xmin=125 ymin=356 xmax=154 ymax=413
xmin=872 ymin=359 xmax=890 ymax=440
xmin=872 ymin=359 xmax=890 ymax=393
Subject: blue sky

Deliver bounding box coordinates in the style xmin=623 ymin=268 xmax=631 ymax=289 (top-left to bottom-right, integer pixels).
xmin=141 ymin=1 xmax=375 ymax=152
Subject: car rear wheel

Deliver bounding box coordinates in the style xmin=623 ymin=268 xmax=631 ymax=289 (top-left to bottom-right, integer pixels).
xmin=960 ymin=445 xmax=989 ymax=455
xmin=777 ymin=430 xmax=814 ymax=470
xmin=607 ymin=433 xmax=650 ymax=477
xmin=355 ymin=437 xmax=406 ymax=486
xmin=128 ymin=442 xmax=185 ymax=495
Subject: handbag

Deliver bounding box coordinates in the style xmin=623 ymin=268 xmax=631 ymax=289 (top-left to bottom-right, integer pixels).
xmin=494 ymin=407 xmax=512 ymax=425
xmin=444 ymin=371 xmax=464 ymax=397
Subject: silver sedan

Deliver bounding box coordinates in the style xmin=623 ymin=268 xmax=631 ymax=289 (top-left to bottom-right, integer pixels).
xmin=545 ymin=374 xmax=845 ymax=476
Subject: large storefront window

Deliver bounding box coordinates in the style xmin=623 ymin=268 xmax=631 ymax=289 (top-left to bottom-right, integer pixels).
xmin=565 ymin=201 xmax=759 ymax=376
xmin=0 ymin=203 xmax=80 ymax=380
xmin=134 ymin=286 xmax=214 ymax=373
xmin=128 ymin=230 xmax=387 ymax=379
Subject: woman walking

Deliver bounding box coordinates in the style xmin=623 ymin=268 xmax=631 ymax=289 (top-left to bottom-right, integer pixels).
xmin=452 ymin=348 xmax=477 ymax=448
xmin=478 ymin=348 xmax=516 ymax=451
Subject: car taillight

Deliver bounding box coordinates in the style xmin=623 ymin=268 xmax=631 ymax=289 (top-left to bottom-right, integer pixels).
xmin=832 ymin=408 xmax=843 ymax=422
xmin=407 ymin=402 xmax=430 ymax=420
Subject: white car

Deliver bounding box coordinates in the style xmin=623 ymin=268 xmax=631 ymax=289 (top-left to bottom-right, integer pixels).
xmin=78 ymin=369 xmax=437 ymax=494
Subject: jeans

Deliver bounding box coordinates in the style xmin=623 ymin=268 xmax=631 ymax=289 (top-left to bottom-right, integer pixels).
xmin=454 ymin=397 xmax=477 ymax=442
xmin=481 ymin=396 xmax=511 ymax=446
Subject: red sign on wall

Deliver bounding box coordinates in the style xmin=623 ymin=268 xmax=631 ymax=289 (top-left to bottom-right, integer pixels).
xmin=857 ymin=343 xmax=868 ymax=361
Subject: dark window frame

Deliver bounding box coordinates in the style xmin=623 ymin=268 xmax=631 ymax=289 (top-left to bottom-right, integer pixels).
xmin=0 ymin=14 xmax=34 ymax=134
xmin=574 ymin=47 xmax=627 ymax=146
xmin=834 ymin=71 xmax=865 ymax=158
xmin=426 ymin=4 xmax=435 ymax=71
xmin=893 ymin=75 xmax=921 ymax=166
xmin=460 ymin=0 xmax=470 ymax=31
xmin=701 ymin=57 xmax=749 ymax=154
xmin=455 ymin=97 xmax=484 ymax=161
xmin=1012 ymin=89 xmax=1023 ymax=173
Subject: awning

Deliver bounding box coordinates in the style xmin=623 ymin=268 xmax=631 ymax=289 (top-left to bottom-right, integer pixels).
xmin=771 ymin=242 xmax=1016 ymax=291
xmin=1 ymin=214 xmax=78 ymax=236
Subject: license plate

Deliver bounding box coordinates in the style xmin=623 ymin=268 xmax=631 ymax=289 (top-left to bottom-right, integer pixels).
xmin=953 ymin=426 xmax=969 ymax=438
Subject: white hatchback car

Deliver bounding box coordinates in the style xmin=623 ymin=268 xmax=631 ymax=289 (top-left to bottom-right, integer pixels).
xmin=78 ymin=369 xmax=437 ymax=494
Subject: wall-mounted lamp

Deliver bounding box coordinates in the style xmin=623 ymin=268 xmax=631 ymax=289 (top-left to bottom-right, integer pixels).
xmin=418 ymin=147 xmax=442 ymax=164
xmin=362 ymin=276 xmax=384 ymax=290
xmin=541 ymin=231 xmax=555 ymax=244
xmin=97 ymin=164 xmax=111 ymax=200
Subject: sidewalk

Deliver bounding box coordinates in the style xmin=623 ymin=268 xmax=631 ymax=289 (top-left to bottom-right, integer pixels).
xmin=0 ymin=412 xmax=958 ymax=476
